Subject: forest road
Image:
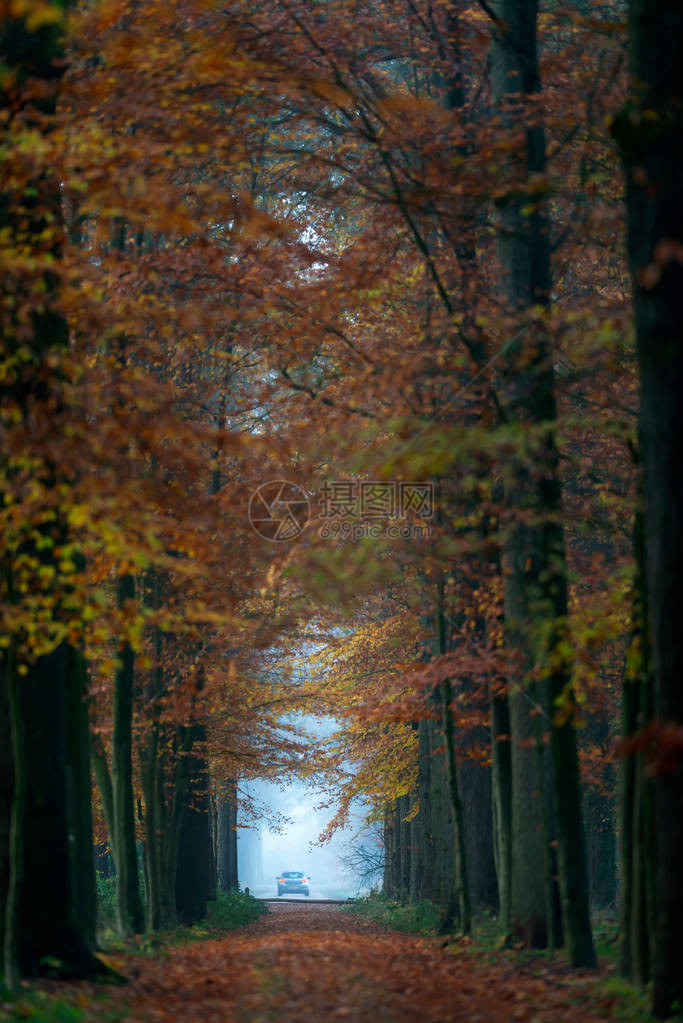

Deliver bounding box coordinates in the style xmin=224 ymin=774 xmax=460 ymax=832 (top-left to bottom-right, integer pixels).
xmin=84 ymin=902 xmax=623 ymax=1023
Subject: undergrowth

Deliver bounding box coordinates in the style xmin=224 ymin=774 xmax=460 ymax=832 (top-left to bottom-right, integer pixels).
xmin=0 ymin=890 xmax=267 ymax=1023
xmin=343 ymin=891 xmax=442 ymax=934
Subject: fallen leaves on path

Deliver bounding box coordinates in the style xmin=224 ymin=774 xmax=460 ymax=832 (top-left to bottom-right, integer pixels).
xmin=32 ymin=905 xmax=625 ymax=1022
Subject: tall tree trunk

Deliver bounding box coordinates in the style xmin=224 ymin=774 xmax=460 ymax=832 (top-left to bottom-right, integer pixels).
xmin=207 ymin=788 xmax=217 ymax=903
xmin=491 ymin=0 xmax=595 ymax=966
xmin=383 ymin=803 xmax=396 ymax=899
xmin=398 ymin=793 xmax=412 ymax=899
xmin=0 ymin=0 xmax=106 ymax=984
xmin=140 ymin=719 xmax=164 ymax=930
xmin=460 ymin=755 xmax=498 ymax=913
xmin=614 ymin=4 xmax=683 ymax=1015
xmin=413 ymin=718 xmax=434 ymax=901
xmin=5 ymin=647 xmax=105 ymax=982
xmin=217 ymin=781 xmax=239 ymax=893
xmin=175 ymin=731 xmax=211 ymax=924
xmin=439 ymin=673 xmax=471 ymax=934
xmin=619 ymin=492 xmax=652 ymax=980
xmin=91 ymin=734 xmax=116 ymax=867
xmin=139 ymin=580 xmax=166 ymax=931
xmin=112 ymin=574 xmax=144 ymax=935
xmin=160 ymin=719 xmax=202 ymax=924
xmin=490 ymin=673 xmax=512 ymax=936
xmin=66 ymin=648 xmax=97 ymax=948
xmin=0 ymin=655 xmax=13 ymax=962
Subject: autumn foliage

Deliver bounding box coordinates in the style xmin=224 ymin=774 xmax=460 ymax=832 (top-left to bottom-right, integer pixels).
xmin=3 ymin=0 xmax=683 ymax=1017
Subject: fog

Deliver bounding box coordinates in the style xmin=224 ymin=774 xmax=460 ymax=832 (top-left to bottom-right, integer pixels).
xmin=237 ymin=714 xmax=375 ymax=900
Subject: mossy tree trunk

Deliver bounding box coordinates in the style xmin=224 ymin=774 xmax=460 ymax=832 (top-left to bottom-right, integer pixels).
xmin=491 ymin=0 xmax=595 ymax=966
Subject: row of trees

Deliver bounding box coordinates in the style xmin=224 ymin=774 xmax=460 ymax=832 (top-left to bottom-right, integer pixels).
xmin=1 ymin=0 xmax=682 ymax=1018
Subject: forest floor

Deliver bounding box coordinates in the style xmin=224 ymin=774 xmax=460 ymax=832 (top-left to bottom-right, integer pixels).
xmin=3 ymin=903 xmax=652 ymax=1022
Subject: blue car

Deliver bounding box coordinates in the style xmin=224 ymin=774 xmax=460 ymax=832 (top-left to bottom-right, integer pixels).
xmin=277 ymin=871 xmax=310 ymax=896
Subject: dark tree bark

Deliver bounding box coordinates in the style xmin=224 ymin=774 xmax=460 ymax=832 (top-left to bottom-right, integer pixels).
xmin=140 ymin=719 xmax=164 ymax=930
xmin=0 ymin=656 xmax=13 ymax=961
xmin=139 ymin=582 xmax=166 ymax=931
xmin=613 ymin=6 xmax=683 ymax=1012
xmin=0 ymin=1 xmax=108 ymax=985
xmin=217 ymin=781 xmax=239 ymax=893
xmin=460 ymin=756 xmax=498 ymax=912
xmin=619 ymin=496 xmax=651 ymax=982
xmin=66 ymin=648 xmax=97 ymax=948
xmin=412 ymin=718 xmax=434 ymax=901
xmin=112 ymin=574 xmax=144 ymax=935
xmin=5 ymin=648 xmax=105 ymax=982
xmin=490 ymin=674 xmax=512 ymax=935
xmin=383 ymin=803 xmax=397 ymax=899
xmin=175 ymin=729 xmax=211 ymax=925
xmin=91 ymin=734 xmax=116 ymax=866
xmin=491 ymin=0 xmax=596 ymax=966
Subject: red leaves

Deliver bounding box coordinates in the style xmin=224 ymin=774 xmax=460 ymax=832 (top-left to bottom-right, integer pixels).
xmin=617 ymin=718 xmax=683 ymax=776
xmin=44 ymin=905 xmax=616 ymax=1022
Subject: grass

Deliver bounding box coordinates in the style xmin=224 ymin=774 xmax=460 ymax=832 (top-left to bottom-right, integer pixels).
xmin=95 ymin=879 xmax=268 ymax=951
xmin=343 ymin=891 xmax=442 ymax=934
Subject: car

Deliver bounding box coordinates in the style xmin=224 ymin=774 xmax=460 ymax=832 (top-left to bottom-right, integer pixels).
xmin=277 ymin=871 xmax=310 ymax=896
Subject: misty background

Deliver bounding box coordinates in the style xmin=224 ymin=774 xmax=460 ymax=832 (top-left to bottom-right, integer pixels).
xmin=236 ymin=712 xmax=380 ymax=899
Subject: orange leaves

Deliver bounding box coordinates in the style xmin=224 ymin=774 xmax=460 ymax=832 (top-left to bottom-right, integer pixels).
xmin=42 ymin=904 xmax=616 ymax=1022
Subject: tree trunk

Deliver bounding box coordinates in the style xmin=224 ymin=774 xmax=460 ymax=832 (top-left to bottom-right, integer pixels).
xmin=490 ymin=674 xmax=512 ymax=935
xmin=460 ymin=755 xmax=498 ymax=912
xmin=217 ymin=781 xmax=239 ymax=893
xmin=139 ymin=592 xmax=166 ymax=931
xmin=66 ymin=647 xmax=97 ymax=948
xmin=491 ymin=0 xmax=595 ymax=966
xmin=5 ymin=647 xmax=105 ymax=982
xmin=175 ymin=735 xmax=211 ymax=924
xmin=413 ymin=719 xmax=434 ymax=901
xmin=619 ymin=495 xmax=651 ymax=979
xmin=112 ymin=574 xmax=144 ymax=935
xmin=0 ymin=1 xmax=106 ymax=983
xmin=398 ymin=793 xmax=412 ymax=899
xmin=207 ymin=788 xmax=217 ymax=903
xmin=613 ymin=4 xmax=683 ymax=1014
xmin=140 ymin=720 xmax=164 ymax=930
xmin=383 ymin=804 xmax=396 ymax=899
xmin=0 ymin=655 xmax=13 ymax=962
xmin=440 ymin=678 xmax=471 ymax=934
xmin=91 ymin=734 xmax=116 ymax=867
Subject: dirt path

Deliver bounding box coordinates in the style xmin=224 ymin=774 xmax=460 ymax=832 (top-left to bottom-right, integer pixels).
xmin=89 ymin=903 xmax=621 ymax=1022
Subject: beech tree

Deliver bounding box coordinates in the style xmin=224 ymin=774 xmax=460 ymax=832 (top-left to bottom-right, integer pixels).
xmin=4 ymin=0 xmax=680 ymax=1008
xmin=614 ymin=1 xmax=683 ymax=1016
xmin=0 ymin=0 xmax=106 ymax=985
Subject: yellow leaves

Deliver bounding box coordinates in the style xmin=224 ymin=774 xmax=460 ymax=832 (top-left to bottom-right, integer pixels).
xmin=67 ymin=503 xmax=90 ymax=529
xmin=8 ymin=0 xmax=65 ymax=32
